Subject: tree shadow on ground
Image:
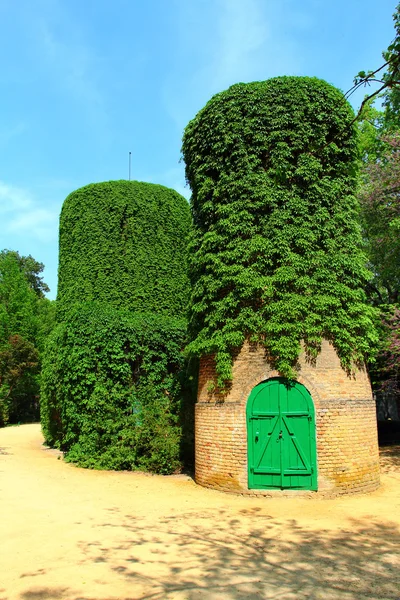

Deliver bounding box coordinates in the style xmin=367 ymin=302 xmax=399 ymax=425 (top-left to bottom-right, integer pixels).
xmin=19 ymin=590 xmax=135 ymax=600
xmin=71 ymin=509 xmax=400 ymax=600
xmin=20 ymin=589 xmax=71 ymax=600
xmin=19 ymin=450 xmax=400 ymax=600
xmin=18 ymin=512 xmax=400 ymax=600
xmin=380 ymin=443 xmax=400 ymax=473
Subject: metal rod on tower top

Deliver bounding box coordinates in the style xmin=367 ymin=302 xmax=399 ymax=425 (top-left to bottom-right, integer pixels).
xmin=129 ymin=152 xmax=131 ymax=181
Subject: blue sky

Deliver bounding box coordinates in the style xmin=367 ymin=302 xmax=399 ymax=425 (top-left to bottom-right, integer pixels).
xmin=0 ymin=0 xmax=397 ymax=299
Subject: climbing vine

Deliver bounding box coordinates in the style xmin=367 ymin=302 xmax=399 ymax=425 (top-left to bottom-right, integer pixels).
xmin=41 ymin=180 xmax=194 ymax=473
xmin=182 ymin=76 xmax=378 ymax=385
xmin=57 ymin=180 xmax=191 ymax=321
xmin=41 ymin=303 xmax=192 ymax=473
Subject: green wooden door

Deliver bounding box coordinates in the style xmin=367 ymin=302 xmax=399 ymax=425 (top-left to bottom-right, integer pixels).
xmin=247 ymin=378 xmax=317 ymax=490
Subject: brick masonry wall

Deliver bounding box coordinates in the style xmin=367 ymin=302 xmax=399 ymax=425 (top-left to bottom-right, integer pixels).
xmin=195 ymin=340 xmax=380 ymax=496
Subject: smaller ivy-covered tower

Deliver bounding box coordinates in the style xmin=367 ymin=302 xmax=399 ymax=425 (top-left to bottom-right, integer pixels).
xmin=57 ymin=180 xmax=190 ymax=321
xmin=41 ymin=181 xmax=192 ymax=474
xmin=182 ymin=77 xmax=380 ymax=496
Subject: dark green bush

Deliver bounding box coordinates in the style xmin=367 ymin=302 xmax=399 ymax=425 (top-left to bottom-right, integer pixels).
xmin=182 ymin=76 xmax=378 ymax=384
xmin=41 ymin=180 xmax=194 ymax=473
xmin=41 ymin=303 xmax=190 ymax=473
xmin=57 ymin=180 xmax=191 ymax=321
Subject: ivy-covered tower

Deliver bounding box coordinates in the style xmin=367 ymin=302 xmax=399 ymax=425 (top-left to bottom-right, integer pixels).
xmin=182 ymin=77 xmax=380 ymax=495
xmin=41 ymin=181 xmax=192 ymax=474
xmin=57 ymin=180 xmax=190 ymax=321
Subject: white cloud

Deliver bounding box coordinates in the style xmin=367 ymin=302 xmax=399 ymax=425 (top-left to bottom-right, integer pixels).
xmin=0 ymin=181 xmax=32 ymax=213
xmin=39 ymin=21 xmax=106 ymax=119
xmin=0 ymin=121 xmax=28 ymax=146
xmin=163 ymin=0 xmax=305 ymax=131
xmin=23 ymin=1 xmax=109 ymax=133
xmin=8 ymin=208 xmax=58 ymax=242
xmin=0 ymin=180 xmax=59 ymax=243
xmin=211 ymin=0 xmax=269 ymax=87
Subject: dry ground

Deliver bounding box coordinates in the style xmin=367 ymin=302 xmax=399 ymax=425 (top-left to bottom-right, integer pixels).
xmin=0 ymin=424 xmax=399 ymax=600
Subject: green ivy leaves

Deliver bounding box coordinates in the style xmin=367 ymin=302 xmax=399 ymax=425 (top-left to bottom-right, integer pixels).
xmin=40 ymin=303 xmax=190 ymax=474
xmin=182 ymin=76 xmax=379 ymax=385
xmin=41 ymin=180 xmax=194 ymax=473
xmin=57 ymin=180 xmax=191 ymax=321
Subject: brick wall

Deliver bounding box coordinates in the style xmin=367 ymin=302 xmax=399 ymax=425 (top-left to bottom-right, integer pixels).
xmin=195 ymin=340 xmax=380 ymax=496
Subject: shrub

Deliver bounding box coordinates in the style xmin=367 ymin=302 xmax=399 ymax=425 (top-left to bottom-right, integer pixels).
xmin=41 ymin=303 xmax=189 ymax=473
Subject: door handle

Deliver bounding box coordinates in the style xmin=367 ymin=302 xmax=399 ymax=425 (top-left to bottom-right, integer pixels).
xmin=277 ymin=430 xmax=283 ymax=442
xmin=255 ymin=431 xmax=259 ymax=443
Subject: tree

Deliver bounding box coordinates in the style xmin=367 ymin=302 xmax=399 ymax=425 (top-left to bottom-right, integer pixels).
xmin=359 ymin=133 xmax=400 ymax=305
xmin=357 ymin=130 xmax=400 ymax=399
xmin=0 ymin=335 xmax=39 ymax=425
xmin=0 ymin=250 xmax=54 ymax=425
xmin=383 ymin=3 xmax=400 ymax=129
xmin=378 ymin=306 xmax=400 ymax=397
xmin=0 ymin=250 xmax=50 ymax=298
xmin=0 ymin=251 xmax=39 ymax=343
xmin=357 ymin=100 xmax=386 ymax=163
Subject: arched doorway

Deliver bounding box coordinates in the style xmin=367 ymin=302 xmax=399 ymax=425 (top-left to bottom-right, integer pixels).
xmin=247 ymin=378 xmax=317 ymax=490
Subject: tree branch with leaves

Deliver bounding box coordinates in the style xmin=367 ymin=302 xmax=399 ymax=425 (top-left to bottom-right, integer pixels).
xmin=348 ymin=3 xmax=400 ymax=126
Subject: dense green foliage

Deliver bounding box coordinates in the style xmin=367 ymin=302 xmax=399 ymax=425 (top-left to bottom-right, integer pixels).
xmin=57 ymin=180 xmax=191 ymax=321
xmin=357 ymin=107 xmax=400 ymax=397
xmin=42 ymin=180 xmax=193 ymax=473
xmin=182 ymin=76 xmax=378 ymax=385
xmin=382 ymin=3 xmax=400 ymax=129
xmin=41 ymin=304 xmax=191 ymax=473
xmin=0 ymin=251 xmax=39 ymax=343
xmin=0 ymin=334 xmax=40 ymax=424
xmin=359 ymin=134 xmax=400 ymax=305
xmin=357 ymin=100 xmax=386 ymax=164
xmin=0 ymin=250 xmax=55 ymax=425
xmin=4 ymin=250 xmax=51 ymax=299
xmin=354 ymin=1 xmax=400 ymax=401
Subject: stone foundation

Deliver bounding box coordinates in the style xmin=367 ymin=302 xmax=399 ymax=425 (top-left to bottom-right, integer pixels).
xmin=195 ymin=340 xmax=380 ymax=497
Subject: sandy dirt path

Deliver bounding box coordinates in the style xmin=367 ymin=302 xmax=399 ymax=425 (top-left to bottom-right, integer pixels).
xmin=0 ymin=424 xmax=399 ymax=600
